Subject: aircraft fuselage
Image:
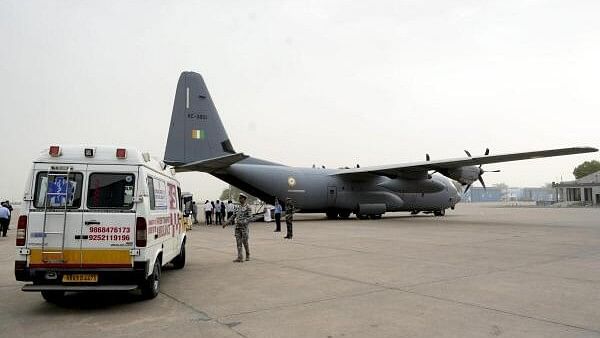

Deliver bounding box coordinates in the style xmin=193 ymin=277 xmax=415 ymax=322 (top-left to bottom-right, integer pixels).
xmin=212 ymin=158 xmax=461 ymax=214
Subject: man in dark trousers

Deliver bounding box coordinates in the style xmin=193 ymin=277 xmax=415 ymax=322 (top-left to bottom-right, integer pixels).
xmin=223 ymin=193 xmax=253 ymax=262
xmin=273 ymin=198 xmax=282 ymax=232
xmin=220 ymin=201 xmax=226 ymax=224
xmin=215 ymin=200 xmax=222 ymax=225
xmin=284 ymin=197 xmax=294 ymax=239
xmin=0 ymin=202 xmax=10 ymax=237
xmin=4 ymin=201 xmax=12 ymax=227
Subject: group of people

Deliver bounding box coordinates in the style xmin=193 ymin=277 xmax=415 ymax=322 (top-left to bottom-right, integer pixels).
xmin=223 ymin=194 xmax=295 ymax=263
xmin=195 ymin=199 xmax=235 ymax=226
xmin=0 ymin=200 xmax=13 ymax=237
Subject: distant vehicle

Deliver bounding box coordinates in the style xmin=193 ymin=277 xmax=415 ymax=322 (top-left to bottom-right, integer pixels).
xmin=15 ymin=145 xmax=186 ymax=302
xmin=164 ymin=72 xmax=598 ymax=219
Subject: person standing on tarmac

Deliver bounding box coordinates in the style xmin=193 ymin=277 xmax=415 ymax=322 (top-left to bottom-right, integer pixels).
xmin=215 ymin=200 xmax=222 ymax=225
xmin=204 ymin=200 xmax=213 ymax=225
xmin=3 ymin=201 xmax=12 ymax=227
xmin=223 ymin=193 xmax=253 ymax=262
xmin=273 ymin=199 xmax=282 ymax=232
xmin=220 ymin=201 xmax=226 ymax=224
xmin=0 ymin=203 xmax=10 ymax=237
xmin=226 ymin=200 xmax=234 ymax=220
xmin=191 ymin=201 xmax=198 ymax=224
xmin=284 ymin=197 xmax=294 ymax=239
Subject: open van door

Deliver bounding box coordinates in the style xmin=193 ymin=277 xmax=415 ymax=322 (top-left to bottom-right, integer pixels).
xmin=81 ymin=165 xmax=137 ymax=268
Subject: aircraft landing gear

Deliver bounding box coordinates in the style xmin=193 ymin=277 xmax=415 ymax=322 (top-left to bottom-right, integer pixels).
xmin=410 ymin=210 xmax=420 ymax=215
xmin=338 ymin=211 xmax=351 ymax=219
xmin=433 ymin=209 xmax=446 ymax=217
xmin=326 ymin=210 xmax=338 ymax=219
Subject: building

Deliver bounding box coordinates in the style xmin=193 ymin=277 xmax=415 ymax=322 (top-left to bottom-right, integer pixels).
xmin=511 ymin=187 xmax=554 ymax=202
xmin=463 ymin=186 xmax=554 ymax=203
xmin=553 ymin=171 xmax=600 ymax=206
xmin=463 ymin=187 xmax=503 ymax=202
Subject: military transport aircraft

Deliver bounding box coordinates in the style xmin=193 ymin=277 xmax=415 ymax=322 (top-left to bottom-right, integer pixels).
xmin=164 ymin=72 xmax=597 ymax=219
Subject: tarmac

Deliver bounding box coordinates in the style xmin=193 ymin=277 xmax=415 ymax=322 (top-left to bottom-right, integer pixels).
xmin=0 ymin=203 xmax=599 ymax=338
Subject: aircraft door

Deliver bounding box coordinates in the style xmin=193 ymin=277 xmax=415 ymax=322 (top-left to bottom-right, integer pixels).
xmin=327 ymin=186 xmax=337 ymax=207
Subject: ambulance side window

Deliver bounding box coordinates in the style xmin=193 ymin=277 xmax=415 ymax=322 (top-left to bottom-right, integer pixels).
xmin=87 ymin=173 xmax=135 ymax=209
xmin=177 ymin=186 xmax=182 ymax=212
xmin=147 ymin=177 xmax=156 ymax=209
xmin=33 ymin=172 xmax=84 ymax=209
xmin=150 ymin=178 xmax=167 ymax=210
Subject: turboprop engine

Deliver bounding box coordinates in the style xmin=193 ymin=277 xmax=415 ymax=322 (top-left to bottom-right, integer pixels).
xmin=441 ymin=149 xmax=501 ymax=193
xmin=444 ymin=166 xmax=480 ymax=186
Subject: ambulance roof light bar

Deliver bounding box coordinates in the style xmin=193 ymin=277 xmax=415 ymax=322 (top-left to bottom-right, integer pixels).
xmin=116 ymin=148 xmax=127 ymax=159
xmin=49 ymin=146 xmax=61 ymax=157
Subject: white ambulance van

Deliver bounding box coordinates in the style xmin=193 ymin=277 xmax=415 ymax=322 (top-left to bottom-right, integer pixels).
xmin=15 ymin=145 xmax=186 ymax=302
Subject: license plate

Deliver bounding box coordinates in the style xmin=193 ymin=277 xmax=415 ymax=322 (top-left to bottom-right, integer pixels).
xmin=62 ymin=274 xmax=98 ymax=283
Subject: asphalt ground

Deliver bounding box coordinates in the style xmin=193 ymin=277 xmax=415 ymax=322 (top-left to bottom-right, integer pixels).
xmin=0 ymin=203 xmax=599 ymax=338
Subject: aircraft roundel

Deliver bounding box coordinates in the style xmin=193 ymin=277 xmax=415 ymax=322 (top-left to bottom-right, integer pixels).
xmin=288 ymin=177 xmax=296 ymax=188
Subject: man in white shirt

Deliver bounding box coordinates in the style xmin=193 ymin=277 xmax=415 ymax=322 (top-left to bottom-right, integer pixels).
xmin=204 ymin=200 xmax=213 ymax=225
xmin=226 ymin=200 xmax=234 ymax=220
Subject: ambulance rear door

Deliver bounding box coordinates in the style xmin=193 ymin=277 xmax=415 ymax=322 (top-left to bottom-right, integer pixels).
xmin=81 ymin=165 xmax=137 ymax=268
xmin=28 ymin=163 xmax=87 ymax=268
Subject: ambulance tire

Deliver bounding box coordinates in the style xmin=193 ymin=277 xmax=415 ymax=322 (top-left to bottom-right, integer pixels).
xmin=140 ymin=259 xmax=161 ymax=299
xmin=41 ymin=290 xmax=65 ymax=303
xmin=172 ymin=242 xmax=186 ymax=269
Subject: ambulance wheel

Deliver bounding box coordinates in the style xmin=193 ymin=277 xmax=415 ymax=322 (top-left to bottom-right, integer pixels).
xmin=140 ymin=260 xmax=161 ymax=299
xmin=172 ymin=242 xmax=186 ymax=269
xmin=41 ymin=290 xmax=64 ymax=303
xmin=326 ymin=210 xmax=338 ymax=219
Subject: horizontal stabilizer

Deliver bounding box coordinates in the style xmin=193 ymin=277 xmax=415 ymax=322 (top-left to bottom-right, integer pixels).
xmin=175 ymin=153 xmax=248 ymax=173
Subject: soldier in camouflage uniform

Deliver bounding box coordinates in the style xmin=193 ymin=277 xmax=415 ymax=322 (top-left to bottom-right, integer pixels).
xmin=223 ymin=193 xmax=253 ymax=262
xmin=284 ymin=197 xmax=294 ymax=239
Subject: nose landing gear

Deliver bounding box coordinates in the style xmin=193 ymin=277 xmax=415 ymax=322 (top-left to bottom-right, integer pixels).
xmin=433 ymin=209 xmax=446 ymax=217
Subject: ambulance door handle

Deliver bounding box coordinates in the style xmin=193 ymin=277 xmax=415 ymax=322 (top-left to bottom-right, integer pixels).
xmin=85 ymin=220 xmax=100 ymax=225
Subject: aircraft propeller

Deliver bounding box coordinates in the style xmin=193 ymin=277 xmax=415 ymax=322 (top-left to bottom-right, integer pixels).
xmin=463 ymin=148 xmax=501 ymax=193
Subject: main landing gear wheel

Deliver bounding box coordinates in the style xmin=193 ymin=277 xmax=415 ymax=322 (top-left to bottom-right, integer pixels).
xmin=433 ymin=209 xmax=446 ymax=217
xmin=338 ymin=211 xmax=351 ymax=219
xmin=326 ymin=211 xmax=338 ymax=219
xmin=140 ymin=259 xmax=161 ymax=299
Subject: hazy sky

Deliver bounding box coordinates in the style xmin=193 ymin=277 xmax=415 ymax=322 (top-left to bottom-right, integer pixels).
xmin=1 ymin=0 xmax=599 ymax=201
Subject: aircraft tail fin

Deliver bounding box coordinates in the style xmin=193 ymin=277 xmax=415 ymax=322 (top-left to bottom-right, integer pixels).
xmin=164 ymin=72 xmax=238 ymax=167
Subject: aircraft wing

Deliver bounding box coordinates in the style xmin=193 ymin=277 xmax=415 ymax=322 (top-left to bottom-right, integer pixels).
xmin=330 ymin=147 xmax=598 ymax=178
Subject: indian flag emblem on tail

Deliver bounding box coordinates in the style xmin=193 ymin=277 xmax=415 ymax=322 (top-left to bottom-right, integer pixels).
xmin=191 ymin=129 xmax=205 ymax=140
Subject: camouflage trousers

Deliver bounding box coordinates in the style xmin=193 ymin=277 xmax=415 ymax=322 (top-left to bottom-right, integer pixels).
xmin=235 ymin=226 xmax=249 ymax=259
